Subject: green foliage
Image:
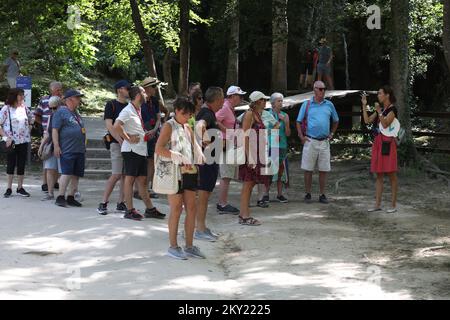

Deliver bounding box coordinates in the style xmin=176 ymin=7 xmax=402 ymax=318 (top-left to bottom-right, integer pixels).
xmin=97 ymin=0 xmax=207 ymax=75
xmin=0 ymin=0 xmax=101 ymax=80
xmin=409 ymin=0 xmax=444 ymax=79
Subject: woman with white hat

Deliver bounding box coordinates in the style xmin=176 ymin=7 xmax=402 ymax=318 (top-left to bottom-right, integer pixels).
xmin=238 ymin=91 xmax=271 ymax=226
xmin=362 ymin=85 xmax=399 ymax=213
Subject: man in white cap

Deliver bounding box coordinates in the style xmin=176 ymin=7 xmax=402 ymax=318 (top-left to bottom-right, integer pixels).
xmin=215 ymin=85 xmax=246 ymax=214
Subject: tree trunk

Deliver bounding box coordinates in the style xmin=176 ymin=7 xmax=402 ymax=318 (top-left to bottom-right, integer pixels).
xmin=390 ymin=0 xmax=416 ymax=160
xmin=225 ymin=0 xmax=240 ymax=89
xmin=271 ymin=0 xmax=288 ymax=93
xmin=178 ymin=0 xmax=190 ymax=96
xmin=444 ymin=0 xmax=450 ymax=72
xmin=130 ymin=0 xmax=157 ymax=78
xmin=163 ymin=48 xmax=176 ymax=98
xmin=129 ymin=0 xmax=164 ymax=104
xmin=342 ymin=33 xmax=350 ymax=89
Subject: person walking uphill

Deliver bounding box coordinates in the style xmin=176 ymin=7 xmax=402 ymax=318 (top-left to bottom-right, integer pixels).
xmin=52 ymin=90 xmax=87 ymax=208
xmin=114 ymin=86 xmax=164 ymax=221
xmin=2 ymin=50 xmax=21 ymax=88
xmin=296 ymin=81 xmax=339 ymax=204
xmin=0 ymin=88 xmax=33 ymax=198
xmin=362 ymin=86 xmax=399 ymax=213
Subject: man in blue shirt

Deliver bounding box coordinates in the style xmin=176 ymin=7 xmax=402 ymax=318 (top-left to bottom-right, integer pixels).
xmin=296 ymin=81 xmax=339 ymax=204
xmin=52 ymin=90 xmax=86 ymax=208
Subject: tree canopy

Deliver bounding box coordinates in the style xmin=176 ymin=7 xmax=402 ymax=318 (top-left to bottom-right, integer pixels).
xmin=0 ymin=0 xmax=447 ymax=112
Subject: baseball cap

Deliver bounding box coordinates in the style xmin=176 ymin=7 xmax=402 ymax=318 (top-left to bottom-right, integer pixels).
xmin=227 ymin=86 xmax=247 ymax=96
xmin=114 ymin=80 xmax=131 ymax=90
xmin=63 ymin=89 xmax=84 ymax=99
xmin=249 ymin=91 xmax=270 ymax=102
xmin=141 ymin=77 xmax=161 ymax=88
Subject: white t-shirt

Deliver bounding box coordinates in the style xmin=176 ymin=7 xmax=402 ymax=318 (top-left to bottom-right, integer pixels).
xmin=116 ymin=103 xmax=147 ymax=157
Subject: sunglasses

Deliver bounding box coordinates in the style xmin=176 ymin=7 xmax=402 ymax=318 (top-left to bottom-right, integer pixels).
xmin=315 ymin=87 xmax=326 ymax=92
xmin=197 ymin=96 xmax=203 ymax=100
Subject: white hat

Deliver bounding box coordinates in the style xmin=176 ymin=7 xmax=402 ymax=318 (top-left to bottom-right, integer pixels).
xmin=379 ymin=118 xmax=400 ymax=137
xmin=249 ymin=91 xmax=270 ymax=102
xmin=48 ymin=96 xmax=62 ymax=108
xmin=227 ymin=86 xmax=247 ymax=96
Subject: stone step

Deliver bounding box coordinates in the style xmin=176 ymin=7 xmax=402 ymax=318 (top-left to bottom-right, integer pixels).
xmin=86 ymin=139 xmax=105 ymax=149
xmin=86 ymin=158 xmax=111 ymax=163
xmin=85 ymin=157 xmax=109 ymax=169
xmin=86 ymin=148 xmax=110 ymax=159
xmin=84 ymin=169 xmax=111 ymax=180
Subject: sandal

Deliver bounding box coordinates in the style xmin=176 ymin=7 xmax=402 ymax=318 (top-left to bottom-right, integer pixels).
xmin=238 ymin=216 xmax=261 ymax=226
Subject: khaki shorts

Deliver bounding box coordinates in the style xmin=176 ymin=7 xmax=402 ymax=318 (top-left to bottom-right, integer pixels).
xmin=219 ymin=164 xmax=238 ymax=180
xmin=301 ymin=139 xmax=331 ymax=172
xmin=110 ymin=142 xmax=124 ymax=175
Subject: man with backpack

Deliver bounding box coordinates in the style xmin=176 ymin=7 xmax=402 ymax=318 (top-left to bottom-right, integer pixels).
xmin=97 ymin=80 xmax=131 ymax=215
xmin=296 ymin=81 xmax=339 ymax=204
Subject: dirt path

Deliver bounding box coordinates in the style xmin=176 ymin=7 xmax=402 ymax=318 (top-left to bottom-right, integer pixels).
xmin=0 ymin=159 xmax=448 ymax=299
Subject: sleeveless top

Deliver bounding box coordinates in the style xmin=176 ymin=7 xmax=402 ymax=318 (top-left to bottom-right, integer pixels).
xmin=166 ymin=118 xmax=196 ymax=175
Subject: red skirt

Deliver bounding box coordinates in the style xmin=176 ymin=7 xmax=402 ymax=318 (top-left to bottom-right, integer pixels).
xmin=370 ymin=134 xmax=398 ymax=173
xmin=239 ymin=164 xmax=270 ymax=186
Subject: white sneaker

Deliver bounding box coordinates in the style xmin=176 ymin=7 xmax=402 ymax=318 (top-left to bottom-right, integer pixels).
xmin=386 ymin=208 xmax=397 ymax=213
xmin=74 ymin=192 xmax=84 ymax=202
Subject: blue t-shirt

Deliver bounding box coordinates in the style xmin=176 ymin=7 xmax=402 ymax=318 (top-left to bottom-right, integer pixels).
xmin=52 ymin=107 xmax=86 ymax=154
xmin=296 ymin=99 xmax=339 ymax=139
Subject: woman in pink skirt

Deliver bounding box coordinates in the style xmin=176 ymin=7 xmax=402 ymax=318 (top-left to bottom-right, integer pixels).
xmin=362 ymin=86 xmax=398 ymax=213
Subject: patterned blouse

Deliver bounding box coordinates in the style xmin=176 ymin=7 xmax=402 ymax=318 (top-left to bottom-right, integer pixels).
xmin=0 ymin=104 xmax=32 ymax=144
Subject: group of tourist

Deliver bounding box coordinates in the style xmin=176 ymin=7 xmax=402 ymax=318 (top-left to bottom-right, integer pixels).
xmin=0 ymin=77 xmax=401 ymax=260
